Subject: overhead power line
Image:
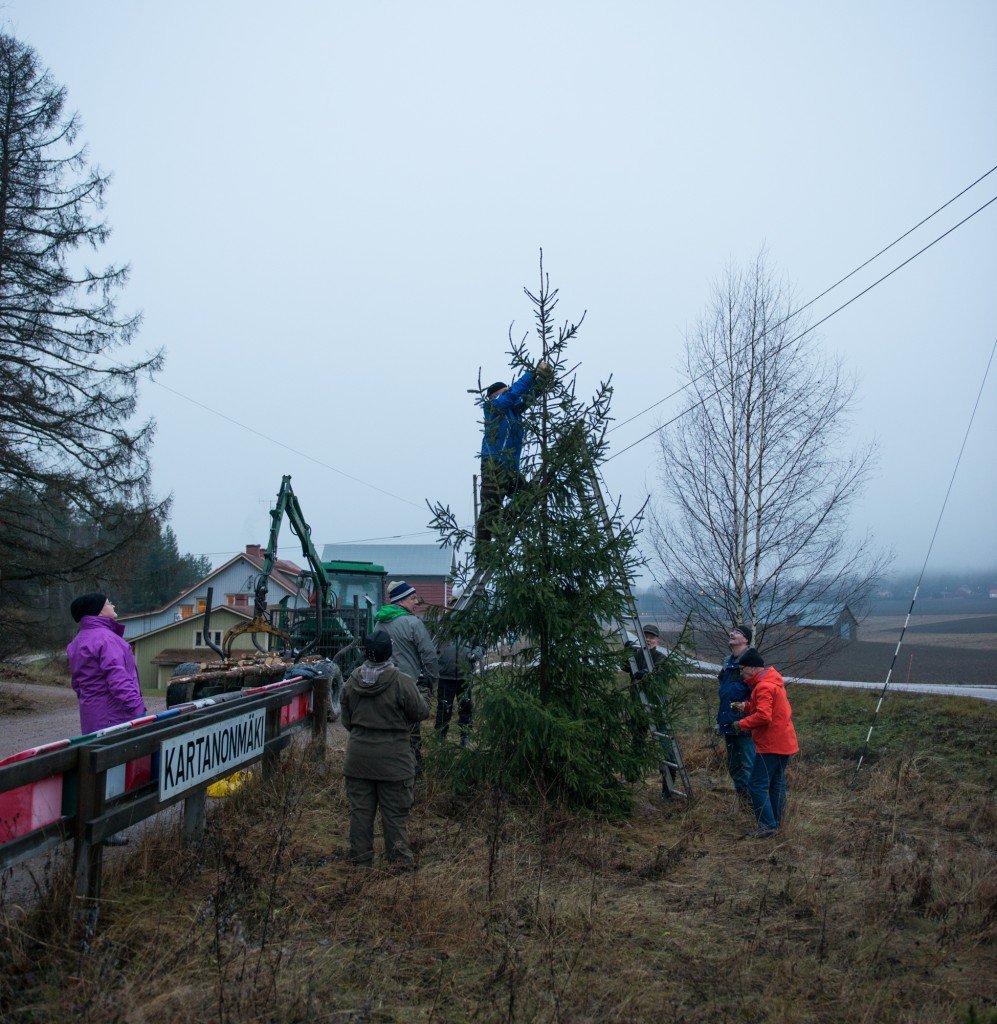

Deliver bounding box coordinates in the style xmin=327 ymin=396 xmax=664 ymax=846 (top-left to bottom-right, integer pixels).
xmin=605 ymin=191 xmax=997 ymax=464
xmin=144 ymin=378 xmax=427 ymax=512
xmin=95 ymin=167 xmax=995 ymax=515
xmin=610 ymin=164 xmax=997 ymax=436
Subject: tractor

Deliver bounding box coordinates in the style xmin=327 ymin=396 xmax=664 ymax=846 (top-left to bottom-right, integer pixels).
xmin=166 ymin=476 xmax=386 ymax=711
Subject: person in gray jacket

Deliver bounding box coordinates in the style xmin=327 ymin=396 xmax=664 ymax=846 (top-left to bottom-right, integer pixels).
xmin=341 ymin=630 xmax=430 ymax=867
xmin=372 ymin=580 xmax=440 ymax=687
xmin=372 ymin=580 xmax=439 ymax=768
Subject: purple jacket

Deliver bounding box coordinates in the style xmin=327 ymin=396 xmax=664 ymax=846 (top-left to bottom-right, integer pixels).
xmin=66 ymin=616 xmax=146 ymax=734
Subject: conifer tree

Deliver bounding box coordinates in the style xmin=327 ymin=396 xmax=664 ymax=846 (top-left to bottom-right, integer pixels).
xmin=430 ymin=257 xmax=677 ymax=813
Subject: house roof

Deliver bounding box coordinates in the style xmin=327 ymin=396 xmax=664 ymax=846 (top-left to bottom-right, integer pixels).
xmin=119 ymin=551 xmax=303 ymax=622
xmin=321 ymin=543 xmax=454 ymax=578
xmin=784 ymin=601 xmax=854 ymax=627
xmin=129 ymin=605 xmax=253 ymax=642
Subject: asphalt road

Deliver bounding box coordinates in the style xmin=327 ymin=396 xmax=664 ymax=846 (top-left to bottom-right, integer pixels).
xmin=694 ymin=662 xmax=997 ymax=702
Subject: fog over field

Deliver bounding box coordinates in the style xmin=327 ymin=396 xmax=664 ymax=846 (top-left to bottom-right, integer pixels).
xmin=3 ymin=2 xmax=995 ymax=576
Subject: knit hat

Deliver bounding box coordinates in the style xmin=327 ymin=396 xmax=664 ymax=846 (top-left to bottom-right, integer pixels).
xmin=642 ymin=624 xmax=661 ymax=639
xmin=387 ymin=580 xmax=417 ymax=604
xmin=485 ymin=381 xmax=508 ymax=398
xmin=71 ymin=593 xmax=107 ymax=623
xmin=737 ymin=649 xmax=764 ymax=669
xmin=363 ymin=630 xmax=392 ymax=664
xmin=733 ymin=625 xmax=753 ymax=644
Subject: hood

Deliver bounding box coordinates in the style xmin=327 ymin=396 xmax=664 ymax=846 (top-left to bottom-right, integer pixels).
xmin=373 ymin=604 xmax=409 ymax=624
xmin=78 ymin=615 xmax=126 ymax=638
xmin=356 ymin=660 xmax=395 ymax=694
xmin=750 ymin=666 xmax=784 ymax=689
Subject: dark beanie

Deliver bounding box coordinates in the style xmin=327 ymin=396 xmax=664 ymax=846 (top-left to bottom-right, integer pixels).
xmin=486 ymin=381 xmax=508 ymax=398
xmin=733 ymin=625 xmax=753 ymax=644
xmin=737 ymin=649 xmax=764 ymax=669
xmin=363 ymin=630 xmax=392 ymax=664
xmin=71 ymin=593 xmax=107 ymax=623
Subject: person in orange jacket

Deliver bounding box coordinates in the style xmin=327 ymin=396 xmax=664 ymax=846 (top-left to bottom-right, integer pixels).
xmin=730 ymin=650 xmax=799 ymax=838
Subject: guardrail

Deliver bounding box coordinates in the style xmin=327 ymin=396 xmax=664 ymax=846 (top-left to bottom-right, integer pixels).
xmin=0 ymin=672 xmax=329 ymax=915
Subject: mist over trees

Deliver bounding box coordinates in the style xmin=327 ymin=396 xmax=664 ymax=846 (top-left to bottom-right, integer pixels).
xmin=0 ymin=31 xmax=200 ymax=653
xmin=650 ymin=252 xmax=888 ymax=661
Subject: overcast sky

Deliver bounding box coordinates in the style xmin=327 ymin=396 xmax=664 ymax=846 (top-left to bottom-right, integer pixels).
xmin=6 ymin=2 xmax=996 ymax=577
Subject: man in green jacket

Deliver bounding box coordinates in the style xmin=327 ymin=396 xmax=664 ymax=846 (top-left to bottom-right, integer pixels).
xmin=373 ymin=579 xmax=439 ymax=770
xmin=341 ymin=630 xmax=430 ymax=867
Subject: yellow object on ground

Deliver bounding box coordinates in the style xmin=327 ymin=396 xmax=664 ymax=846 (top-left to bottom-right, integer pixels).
xmin=207 ymin=770 xmax=252 ymax=798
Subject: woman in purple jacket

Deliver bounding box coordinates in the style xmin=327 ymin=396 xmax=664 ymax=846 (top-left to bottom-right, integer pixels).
xmin=66 ymin=593 xmax=146 ymax=734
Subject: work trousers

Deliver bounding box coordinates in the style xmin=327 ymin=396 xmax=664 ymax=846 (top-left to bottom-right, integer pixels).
xmin=746 ymin=753 xmax=790 ymax=834
xmin=344 ymin=776 xmax=416 ymax=866
xmin=724 ymin=732 xmax=757 ymax=794
xmin=435 ymin=678 xmax=472 ymax=739
xmin=476 ymin=461 xmax=528 ymax=550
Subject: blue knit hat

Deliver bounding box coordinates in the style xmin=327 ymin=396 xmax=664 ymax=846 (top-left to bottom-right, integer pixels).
xmin=387 ymin=580 xmax=417 ymax=604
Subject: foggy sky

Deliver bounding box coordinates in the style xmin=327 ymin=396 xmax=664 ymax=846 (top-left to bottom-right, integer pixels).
xmin=5 ymin=2 xmax=996 ymax=577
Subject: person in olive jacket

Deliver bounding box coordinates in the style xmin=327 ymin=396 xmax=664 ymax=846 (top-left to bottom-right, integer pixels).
xmin=730 ymin=649 xmax=799 ymax=838
xmin=341 ymin=630 xmax=430 ymax=867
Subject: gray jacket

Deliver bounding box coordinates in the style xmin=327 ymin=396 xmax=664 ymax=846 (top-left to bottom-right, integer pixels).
xmin=378 ymin=612 xmax=439 ymax=686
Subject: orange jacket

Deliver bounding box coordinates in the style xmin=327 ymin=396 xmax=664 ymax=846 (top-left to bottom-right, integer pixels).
xmin=738 ymin=667 xmax=799 ymax=755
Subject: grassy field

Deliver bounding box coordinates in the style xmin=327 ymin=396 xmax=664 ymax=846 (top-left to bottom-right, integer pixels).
xmin=665 ymin=610 xmax=997 ymax=687
xmin=1 ymin=682 xmax=994 ymax=1023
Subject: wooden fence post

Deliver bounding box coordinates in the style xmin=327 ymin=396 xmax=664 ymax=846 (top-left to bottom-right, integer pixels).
xmin=262 ymin=706 xmax=281 ymax=782
xmin=311 ymin=675 xmax=329 ymax=757
xmin=183 ymin=789 xmax=207 ymax=842
xmin=73 ymin=747 xmax=105 ymax=911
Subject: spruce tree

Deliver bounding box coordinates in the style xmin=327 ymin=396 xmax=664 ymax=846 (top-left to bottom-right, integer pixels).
xmin=430 ymin=257 xmax=675 ymax=814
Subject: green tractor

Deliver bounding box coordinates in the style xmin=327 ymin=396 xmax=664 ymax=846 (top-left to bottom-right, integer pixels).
xmin=166 ymin=476 xmax=386 ymax=709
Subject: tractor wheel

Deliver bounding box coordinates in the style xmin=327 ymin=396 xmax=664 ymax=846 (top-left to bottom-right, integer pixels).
xmin=166 ymin=662 xmax=203 ymax=708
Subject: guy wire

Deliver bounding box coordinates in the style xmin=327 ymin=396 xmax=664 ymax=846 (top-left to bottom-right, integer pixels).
xmin=850 ymin=339 xmax=996 ymax=784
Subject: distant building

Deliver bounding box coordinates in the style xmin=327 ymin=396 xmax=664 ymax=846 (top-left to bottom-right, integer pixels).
xmin=131 ymin=606 xmax=259 ymax=691
xmin=784 ymin=601 xmax=859 ymax=641
xmin=118 ymin=544 xmax=306 ymax=641
xmin=321 ymin=543 xmax=455 ymax=608
xmin=119 ymin=544 xmax=309 ymax=689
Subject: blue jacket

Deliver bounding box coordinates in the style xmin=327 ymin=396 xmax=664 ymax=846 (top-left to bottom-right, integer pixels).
xmin=480 ymin=372 xmax=535 ymax=470
xmin=716 ymin=650 xmax=754 ymax=736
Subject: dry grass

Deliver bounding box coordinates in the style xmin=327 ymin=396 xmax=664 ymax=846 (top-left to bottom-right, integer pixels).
xmin=0 ymin=689 xmax=37 ymax=717
xmin=1 ymin=705 xmax=995 ymax=1023
xmin=0 ymin=655 xmax=72 ymax=689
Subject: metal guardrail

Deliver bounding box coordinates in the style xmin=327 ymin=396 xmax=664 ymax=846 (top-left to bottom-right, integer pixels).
xmin=0 ymin=673 xmax=329 ymax=915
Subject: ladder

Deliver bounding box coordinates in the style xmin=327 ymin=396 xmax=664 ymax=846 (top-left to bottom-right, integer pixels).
xmin=454 ymin=460 xmax=693 ymax=800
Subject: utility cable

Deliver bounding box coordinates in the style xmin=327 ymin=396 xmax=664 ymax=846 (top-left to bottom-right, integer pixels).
xmin=92 ymin=170 xmax=996 ymax=523
xmin=851 ymin=339 xmax=996 ymax=782
xmin=610 ymin=165 xmax=997 ymax=436
xmin=143 ymin=377 xmax=427 ymax=511
xmin=605 ymin=192 xmax=997 ymax=464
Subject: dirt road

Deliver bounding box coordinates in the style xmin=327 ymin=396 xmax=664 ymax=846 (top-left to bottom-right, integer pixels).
xmin=0 ymin=679 xmax=167 ymax=759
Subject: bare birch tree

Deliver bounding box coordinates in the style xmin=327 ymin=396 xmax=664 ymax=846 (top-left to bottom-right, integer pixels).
xmin=650 ymin=252 xmax=886 ymax=665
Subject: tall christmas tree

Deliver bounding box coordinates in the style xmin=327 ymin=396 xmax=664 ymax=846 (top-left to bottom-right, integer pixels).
xmin=430 ymin=257 xmax=675 ymax=813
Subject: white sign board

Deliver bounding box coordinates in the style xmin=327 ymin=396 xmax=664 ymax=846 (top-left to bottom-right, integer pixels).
xmin=159 ymin=708 xmax=267 ymax=800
